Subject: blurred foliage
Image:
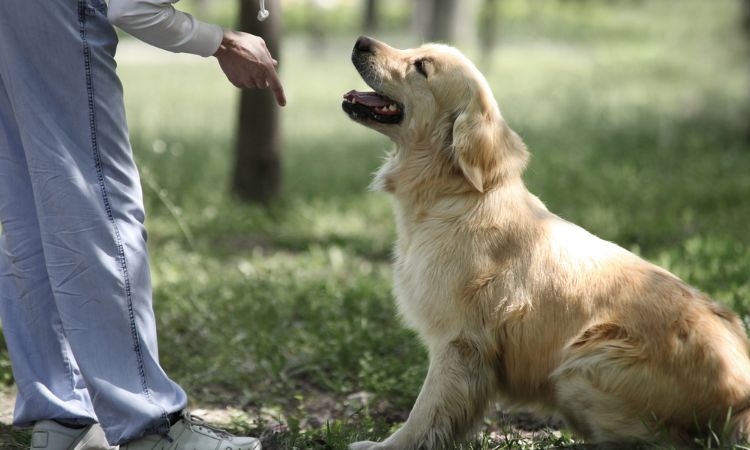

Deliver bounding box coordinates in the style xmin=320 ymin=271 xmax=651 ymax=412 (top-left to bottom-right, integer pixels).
xmin=2 ymin=0 xmax=750 ymax=448
xmin=0 ymin=334 xmax=11 ymax=386
xmin=172 ymin=0 xmax=412 ymax=35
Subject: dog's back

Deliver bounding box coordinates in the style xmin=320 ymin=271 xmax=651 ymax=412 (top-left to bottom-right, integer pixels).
xmin=498 ymin=209 xmax=750 ymax=444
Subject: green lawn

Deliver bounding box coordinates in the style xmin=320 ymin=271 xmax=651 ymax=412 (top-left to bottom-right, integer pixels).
xmin=2 ymin=0 xmax=750 ymax=448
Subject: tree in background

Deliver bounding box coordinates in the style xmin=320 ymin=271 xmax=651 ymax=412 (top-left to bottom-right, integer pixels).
xmin=363 ymin=0 xmax=378 ymax=34
xmin=478 ymin=0 xmax=500 ymax=68
xmin=232 ymin=0 xmax=282 ymax=203
xmin=429 ymin=0 xmax=458 ymax=42
xmin=412 ymin=0 xmax=480 ymax=46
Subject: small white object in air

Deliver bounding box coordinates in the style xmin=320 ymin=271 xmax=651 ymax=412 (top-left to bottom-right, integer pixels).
xmin=257 ymin=0 xmax=270 ymax=21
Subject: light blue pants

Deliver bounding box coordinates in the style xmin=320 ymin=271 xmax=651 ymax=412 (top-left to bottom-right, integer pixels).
xmin=0 ymin=0 xmax=187 ymax=445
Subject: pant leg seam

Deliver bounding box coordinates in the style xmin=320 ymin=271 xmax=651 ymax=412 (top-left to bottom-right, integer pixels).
xmin=76 ymin=1 xmax=171 ymax=434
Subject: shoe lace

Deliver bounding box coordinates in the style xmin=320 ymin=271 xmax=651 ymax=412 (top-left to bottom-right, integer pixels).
xmin=181 ymin=412 xmax=234 ymax=440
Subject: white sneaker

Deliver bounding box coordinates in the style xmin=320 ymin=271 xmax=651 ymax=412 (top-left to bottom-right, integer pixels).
xmin=30 ymin=421 xmax=114 ymax=450
xmin=120 ymin=411 xmax=261 ymax=450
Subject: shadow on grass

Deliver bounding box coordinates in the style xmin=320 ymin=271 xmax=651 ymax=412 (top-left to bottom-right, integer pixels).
xmin=0 ymin=423 xmax=29 ymax=450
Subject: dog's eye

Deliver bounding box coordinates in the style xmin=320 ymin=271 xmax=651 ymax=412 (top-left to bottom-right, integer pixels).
xmin=414 ymin=58 xmax=429 ymax=78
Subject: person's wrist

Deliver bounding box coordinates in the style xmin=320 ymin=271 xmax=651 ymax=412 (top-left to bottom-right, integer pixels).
xmin=213 ymin=29 xmax=236 ymax=57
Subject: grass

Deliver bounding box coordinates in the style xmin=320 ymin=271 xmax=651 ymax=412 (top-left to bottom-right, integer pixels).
xmin=2 ymin=0 xmax=750 ymax=448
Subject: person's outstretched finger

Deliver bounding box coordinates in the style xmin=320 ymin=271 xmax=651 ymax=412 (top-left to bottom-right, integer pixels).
xmin=266 ymin=69 xmax=286 ymax=106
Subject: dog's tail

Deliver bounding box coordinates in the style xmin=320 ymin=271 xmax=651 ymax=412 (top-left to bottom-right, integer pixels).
xmin=729 ymin=405 xmax=750 ymax=445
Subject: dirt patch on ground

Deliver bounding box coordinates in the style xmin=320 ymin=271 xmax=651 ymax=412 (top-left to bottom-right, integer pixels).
xmin=0 ymin=386 xmax=15 ymax=425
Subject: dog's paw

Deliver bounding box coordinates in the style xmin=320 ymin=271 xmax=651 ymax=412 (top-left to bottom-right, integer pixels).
xmin=348 ymin=440 xmax=383 ymax=450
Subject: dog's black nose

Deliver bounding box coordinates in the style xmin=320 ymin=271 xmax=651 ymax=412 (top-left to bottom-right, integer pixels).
xmin=355 ymin=35 xmax=374 ymax=53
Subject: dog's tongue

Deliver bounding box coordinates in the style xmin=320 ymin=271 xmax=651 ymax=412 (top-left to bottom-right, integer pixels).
xmin=344 ymin=90 xmax=394 ymax=107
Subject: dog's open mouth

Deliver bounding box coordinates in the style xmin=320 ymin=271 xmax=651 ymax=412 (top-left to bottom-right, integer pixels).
xmin=342 ymin=90 xmax=403 ymax=124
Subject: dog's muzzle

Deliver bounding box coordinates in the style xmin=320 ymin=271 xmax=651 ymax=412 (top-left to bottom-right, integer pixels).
xmin=343 ymin=36 xmax=404 ymax=125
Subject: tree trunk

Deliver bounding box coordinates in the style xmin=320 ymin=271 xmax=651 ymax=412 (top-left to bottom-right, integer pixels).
xmin=363 ymin=0 xmax=378 ymax=34
xmin=412 ymin=0 xmax=460 ymax=44
xmin=411 ymin=0 xmax=432 ymax=41
xmin=479 ymin=0 xmax=499 ymax=67
xmin=428 ymin=0 xmax=459 ymax=43
xmin=232 ymin=0 xmax=282 ymax=203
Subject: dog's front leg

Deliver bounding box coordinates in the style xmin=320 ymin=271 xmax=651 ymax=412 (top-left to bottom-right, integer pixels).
xmin=350 ymin=337 xmax=495 ymax=450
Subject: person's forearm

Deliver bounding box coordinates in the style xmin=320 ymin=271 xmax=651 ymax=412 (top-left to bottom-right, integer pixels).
xmin=107 ymin=0 xmax=223 ymax=57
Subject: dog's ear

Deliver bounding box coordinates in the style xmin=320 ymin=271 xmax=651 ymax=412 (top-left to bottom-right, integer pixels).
xmin=451 ymin=102 xmax=500 ymax=193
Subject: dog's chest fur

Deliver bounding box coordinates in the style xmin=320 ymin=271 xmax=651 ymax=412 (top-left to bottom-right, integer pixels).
xmin=388 ymin=198 xmax=485 ymax=342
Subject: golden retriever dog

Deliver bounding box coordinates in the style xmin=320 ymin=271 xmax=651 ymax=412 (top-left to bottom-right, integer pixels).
xmin=341 ymin=36 xmax=750 ymax=449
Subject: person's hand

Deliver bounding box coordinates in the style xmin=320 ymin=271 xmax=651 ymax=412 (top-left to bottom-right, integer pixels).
xmin=214 ymin=30 xmax=286 ymax=107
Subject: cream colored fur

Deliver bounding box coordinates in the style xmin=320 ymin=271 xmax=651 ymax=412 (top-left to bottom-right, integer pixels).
xmin=345 ymin=38 xmax=750 ymax=449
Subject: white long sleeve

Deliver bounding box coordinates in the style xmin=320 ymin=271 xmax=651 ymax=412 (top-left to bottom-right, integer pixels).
xmin=107 ymin=0 xmax=223 ymax=57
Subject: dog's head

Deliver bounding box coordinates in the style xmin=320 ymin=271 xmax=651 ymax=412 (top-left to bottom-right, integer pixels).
xmin=342 ymin=36 xmax=528 ymax=194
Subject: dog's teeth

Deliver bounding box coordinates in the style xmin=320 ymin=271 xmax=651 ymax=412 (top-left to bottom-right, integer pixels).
xmin=389 ymin=104 xmax=397 ymax=111
xmin=352 ymin=98 xmax=357 ymax=104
